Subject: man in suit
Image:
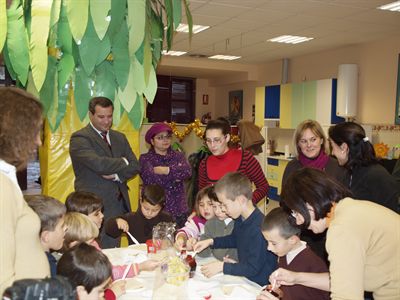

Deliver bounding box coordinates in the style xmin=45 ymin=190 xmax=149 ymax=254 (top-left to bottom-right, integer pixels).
xmin=69 ymin=97 xmax=140 ymax=248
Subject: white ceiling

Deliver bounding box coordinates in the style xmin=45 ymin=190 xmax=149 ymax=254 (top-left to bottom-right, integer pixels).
xmin=157 ymin=0 xmax=400 ymax=77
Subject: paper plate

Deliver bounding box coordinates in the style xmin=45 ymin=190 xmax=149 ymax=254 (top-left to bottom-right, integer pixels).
xmin=125 ymin=278 xmax=145 ymax=292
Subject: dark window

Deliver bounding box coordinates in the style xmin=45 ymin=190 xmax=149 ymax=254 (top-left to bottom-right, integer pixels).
xmin=147 ymin=75 xmax=195 ymax=123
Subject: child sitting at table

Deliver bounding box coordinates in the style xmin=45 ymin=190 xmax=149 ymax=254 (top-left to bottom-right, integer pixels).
xmin=57 ymin=243 xmax=117 ymax=300
xmin=198 ymin=189 xmax=238 ymax=261
xmin=257 ymin=207 xmax=330 ymax=300
xmin=65 ymin=191 xmax=104 ymax=230
xmin=105 ymin=184 xmax=173 ymax=244
xmin=26 ymin=195 xmax=67 ymax=277
xmin=194 ymin=172 xmax=277 ymax=286
xmin=174 ymin=186 xmax=215 ymax=251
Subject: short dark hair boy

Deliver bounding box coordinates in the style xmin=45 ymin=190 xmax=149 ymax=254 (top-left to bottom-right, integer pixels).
xmin=105 ymin=184 xmax=173 ymax=244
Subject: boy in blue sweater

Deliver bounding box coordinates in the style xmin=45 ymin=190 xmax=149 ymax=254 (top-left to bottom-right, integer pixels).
xmin=194 ymin=172 xmax=277 ymax=286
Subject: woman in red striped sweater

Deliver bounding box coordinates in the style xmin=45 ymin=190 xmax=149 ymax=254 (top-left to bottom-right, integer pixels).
xmin=198 ymin=118 xmax=269 ymax=205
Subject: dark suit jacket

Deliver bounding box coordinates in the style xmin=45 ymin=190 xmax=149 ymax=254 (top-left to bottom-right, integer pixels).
xmin=69 ymin=124 xmax=140 ymax=216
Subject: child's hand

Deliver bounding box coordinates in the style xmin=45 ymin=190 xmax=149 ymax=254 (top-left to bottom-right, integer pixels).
xmin=109 ymin=280 xmax=126 ymax=297
xmin=116 ymin=218 xmax=129 ymax=232
xmin=186 ymin=237 xmax=197 ymax=251
xmin=222 ymin=255 xmax=237 ymax=264
xmin=187 ymin=211 xmax=196 ymax=221
xmin=139 ymin=259 xmax=161 ymax=271
xmin=256 ymin=290 xmax=280 ymax=300
xmin=200 ymin=261 xmax=223 ymax=278
xmin=193 ymin=239 xmax=213 ymax=253
xmin=174 ymin=234 xmax=187 ymax=251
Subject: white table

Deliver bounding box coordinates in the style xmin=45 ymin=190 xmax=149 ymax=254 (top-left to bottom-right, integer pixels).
xmin=103 ymin=245 xmax=262 ymax=300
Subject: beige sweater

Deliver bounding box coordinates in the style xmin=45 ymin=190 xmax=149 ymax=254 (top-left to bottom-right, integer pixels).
xmin=0 ymin=172 xmax=50 ymax=294
xmin=326 ymin=198 xmax=400 ymax=300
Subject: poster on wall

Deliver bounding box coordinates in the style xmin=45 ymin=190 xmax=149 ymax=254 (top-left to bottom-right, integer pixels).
xmin=396 ymin=54 xmax=400 ymax=125
xmin=229 ymin=90 xmax=243 ymax=125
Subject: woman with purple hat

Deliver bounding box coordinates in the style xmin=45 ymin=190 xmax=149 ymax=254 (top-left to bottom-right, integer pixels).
xmin=139 ymin=123 xmax=192 ymax=227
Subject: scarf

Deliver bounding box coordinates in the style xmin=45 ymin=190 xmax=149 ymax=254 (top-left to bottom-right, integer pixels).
xmin=298 ymin=150 xmax=330 ymax=170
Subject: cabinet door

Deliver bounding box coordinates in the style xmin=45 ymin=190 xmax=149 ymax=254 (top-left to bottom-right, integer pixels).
xmin=265 ymin=85 xmax=280 ymax=119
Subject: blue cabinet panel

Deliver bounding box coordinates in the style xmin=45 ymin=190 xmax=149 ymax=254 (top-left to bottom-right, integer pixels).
xmin=330 ymin=79 xmax=345 ymax=124
xmin=265 ymin=85 xmax=280 ymax=119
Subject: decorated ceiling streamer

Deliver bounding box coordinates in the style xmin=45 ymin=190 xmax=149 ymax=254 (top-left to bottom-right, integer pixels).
xmin=1 ymin=0 xmax=192 ymax=131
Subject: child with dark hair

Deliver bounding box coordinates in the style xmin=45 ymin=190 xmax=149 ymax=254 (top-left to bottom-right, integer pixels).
xmin=57 ymin=243 xmax=115 ymax=300
xmin=198 ymin=188 xmax=238 ymax=261
xmin=26 ymin=195 xmax=67 ymax=277
xmin=65 ymin=191 xmax=104 ymax=230
xmin=194 ymin=172 xmax=276 ymax=286
xmin=105 ymin=184 xmax=173 ymax=244
xmin=174 ymin=185 xmax=216 ymax=251
xmin=258 ymin=207 xmax=329 ymax=300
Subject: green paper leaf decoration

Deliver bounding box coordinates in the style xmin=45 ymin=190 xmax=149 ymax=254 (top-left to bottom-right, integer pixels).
xmin=78 ymin=15 xmax=107 ymax=76
xmin=6 ymin=0 xmax=30 ymax=85
xmin=117 ymin=62 xmax=137 ymax=112
xmin=127 ymin=0 xmax=145 ymax=55
xmin=58 ymin=53 xmax=74 ymax=89
xmin=30 ymin=0 xmax=52 ymax=91
xmin=131 ymin=57 xmax=145 ymax=94
xmin=143 ymin=66 xmax=157 ymax=104
xmin=127 ymin=93 xmax=144 ymax=129
xmin=66 ymin=0 xmax=89 ymax=43
xmin=107 ymin=0 xmax=126 ymax=40
xmin=172 ymin=0 xmax=181 ymax=30
xmin=112 ymin=92 xmax=122 ymax=126
xmin=93 ymin=60 xmax=116 ymax=101
xmin=143 ymin=30 xmax=152 ymax=86
xmin=149 ymin=8 xmax=163 ymax=67
xmin=95 ymin=35 xmax=111 ymax=66
xmin=90 ymin=0 xmax=111 ymax=40
xmin=74 ymin=65 xmax=93 ymax=120
xmin=26 ymin=71 xmax=40 ymax=98
xmin=135 ymin=40 xmax=144 ymax=64
xmin=58 ymin=3 xmax=73 ymax=54
xmin=112 ymin=21 xmax=130 ymax=90
xmin=39 ymin=55 xmax=58 ymax=117
xmin=0 ymin=0 xmax=6 ymax=52
xmin=50 ymin=0 xmax=61 ymax=27
xmin=2 ymin=44 xmax=17 ymax=81
xmin=164 ymin=0 xmax=173 ymax=50
xmin=51 ymin=82 xmax=69 ymax=131
xmin=183 ymin=0 xmax=193 ymax=38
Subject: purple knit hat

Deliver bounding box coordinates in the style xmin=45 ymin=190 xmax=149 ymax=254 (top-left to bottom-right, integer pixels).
xmin=145 ymin=123 xmax=172 ymax=144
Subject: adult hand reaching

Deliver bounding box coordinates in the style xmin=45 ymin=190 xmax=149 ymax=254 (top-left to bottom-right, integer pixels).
xmin=193 ymin=239 xmax=213 ymax=253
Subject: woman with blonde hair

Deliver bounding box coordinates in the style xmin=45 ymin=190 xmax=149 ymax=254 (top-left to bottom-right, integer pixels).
xmin=0 ymin=87 xmax=49 ymax=294
xmin=282 ymin=119 xmax=346 ymax=263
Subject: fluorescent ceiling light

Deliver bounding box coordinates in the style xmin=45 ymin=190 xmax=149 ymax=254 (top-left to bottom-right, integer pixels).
xmin=208 ymin=55 xmax=241 ymax=61
xmin=176 ymin=23 xmax=210 ymax=34
xmin=377 ymin=1 xmax=400 ymax=11
xmin=268 ymin=35 xmax=314 ymax=44
xmin=162 ymin=50 xmax=187 ymax=56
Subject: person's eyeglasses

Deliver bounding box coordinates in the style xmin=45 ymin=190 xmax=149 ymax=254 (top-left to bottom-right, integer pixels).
xmin=154 ymin=134 xmax=172 ymax=141
xmin=204 ymin=135 xmax=226 ymax=145
xmin=299 ymin=137 xmax=320 ymax=146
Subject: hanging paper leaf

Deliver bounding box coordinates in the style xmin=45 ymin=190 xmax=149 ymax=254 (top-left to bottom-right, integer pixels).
xmin=164 ymin=0 xmax=173 ymax=50
xmin=183 ymin=0 xmax=193 ymax=38
xmin=90 ymin=0 xmax=111 ymax=40
xmin=30 ymin=0 xmax=52 ymax=91
xmin=135 ymin=40 xmax=144 ymax=64
xmin=2 ymin=44 xmax=17 ymax=81
xmin=66 ymin=0 xmax=89 ymax=43
xmin=117 ymin=62 xmax=137 ymax=112
xmin=50 ymin=0 xmax=61 ymax=27
xmin=78 ymin=15 xmax=110 ymax=76
xmin=131 ymin=57 xmax=145 ymax=94
xmin=127 ymin=0 xmax=145 ymax=55
xmin=74 ymin=65 xmax=93 ymax=120
xmin=93 ymin=60 xmax=116 ymax=101
xmin=58 ymin=54 xmax=74 ymax=89
xmin=0 ymin=0 xmax=6 ymax=52
xmin=6 ymin=0 xmax=30 ymax=85
xmin=107 ymin=0 xmax=126 ymax=41
xmin=127 ymin=93 xmax=144 ymax=129
xmin=112 ymin=93 xmax=122 ymax=126
xmin=51 ymin=81 xmax=69 ymax=131
xmin=143 ymin=66 xmax=157 ymax=104
xmin=112 ymin=21 xmax=130 ymax=90
xmin=143 ymin=30 xmax=152 ymax=85
xmin=172 ymin=0 xmax=181 ymax=30
xmin=149 ymin=8 xmax=163 ymax=68
xmin=26 ymin=71 xmax=40 ymax=98
xmin=39 ymin=56 xmax=58 ymax=117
